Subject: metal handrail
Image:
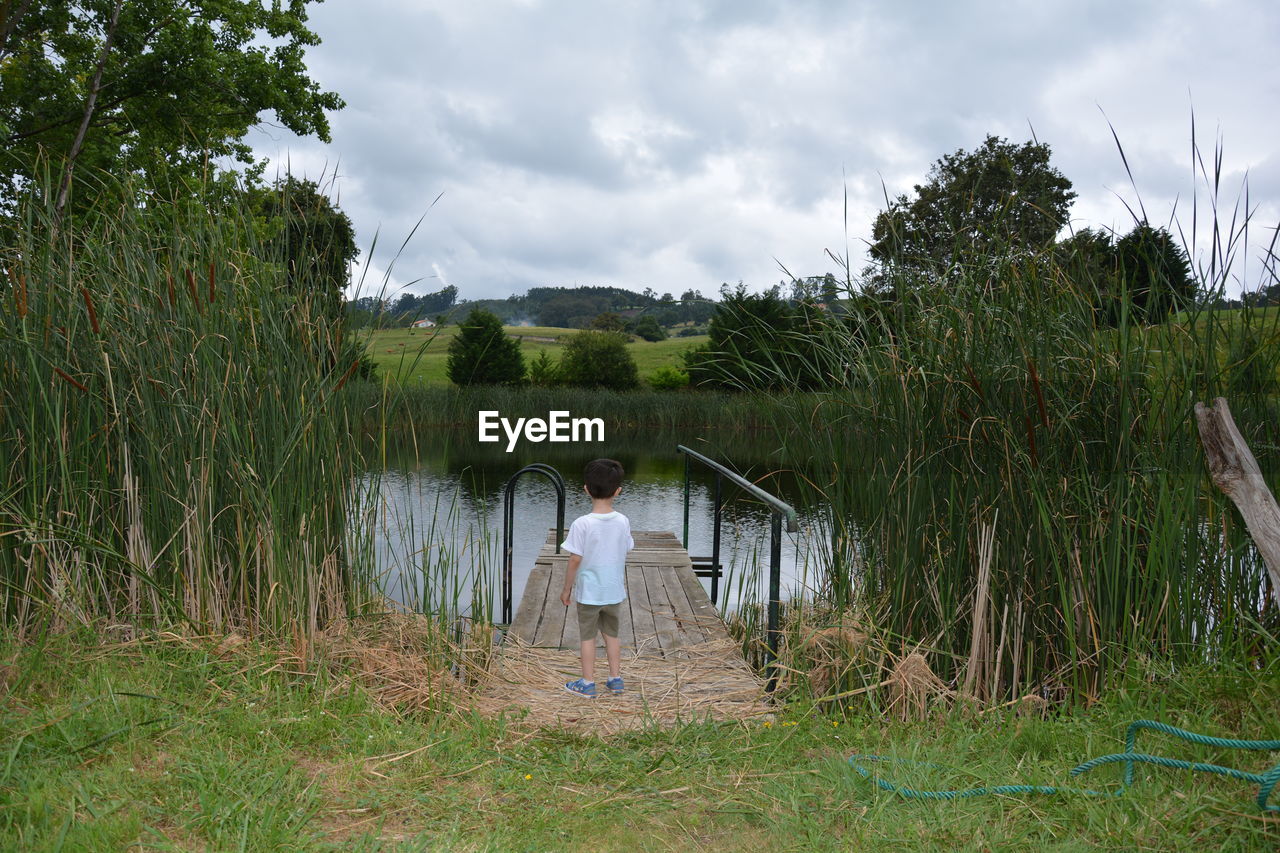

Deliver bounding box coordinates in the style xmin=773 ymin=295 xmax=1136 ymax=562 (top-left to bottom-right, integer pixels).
xmin=677 ymin=444 xmax=798 ymax=692
xmin=501 ymin=463 xmax=566 ymax=625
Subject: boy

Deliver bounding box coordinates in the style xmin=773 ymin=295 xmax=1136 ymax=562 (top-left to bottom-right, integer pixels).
xmin=560 ymin=458 xmax=633 ymax=697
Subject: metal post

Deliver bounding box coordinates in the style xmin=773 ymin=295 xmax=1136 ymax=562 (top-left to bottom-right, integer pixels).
xmin=711 ymin=472 xmax=722 ymax=606
xmin=682 ymin=453 xmax=690 ymax=549
xmin=500 ymin=464 xmax=566 ymax=626
xmin=674 ymin=445 xmax=797 ymax=694
xmin=766 ymin=512 xmax=782 ymax=692
xmin=502 ymin=480 xmax=515 ymax=624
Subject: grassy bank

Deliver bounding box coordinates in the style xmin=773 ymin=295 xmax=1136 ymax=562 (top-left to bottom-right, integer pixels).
xmin=2 ymin=629 xmax=1276 ymax=850
xmin=362 ymin=325 xmax=708 ymax=387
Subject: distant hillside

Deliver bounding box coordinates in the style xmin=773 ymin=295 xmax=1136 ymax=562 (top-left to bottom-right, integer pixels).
xmin=351 ymin=283 xmax=721 ymax=329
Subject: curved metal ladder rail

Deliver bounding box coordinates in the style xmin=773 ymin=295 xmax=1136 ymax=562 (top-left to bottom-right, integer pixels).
xmin=500 ymin=464 xmax=566 ymax=626
xmin=677 ymin=444 xmax=799 ymax=692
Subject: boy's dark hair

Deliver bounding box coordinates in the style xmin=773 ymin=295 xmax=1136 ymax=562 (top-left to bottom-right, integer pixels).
xmin=584 ymin=458 xmax=625 ymax=499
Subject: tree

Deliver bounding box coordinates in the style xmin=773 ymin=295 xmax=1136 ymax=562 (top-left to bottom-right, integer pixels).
xmin=1113 ymin=224 xmax=1196 ymax=324
xmin=389 ymin=285 xmax=458 ymax=325
xmin=589 ymin=311 xmax=626 ymax=331
xmin=558 ymin=331 xmax=638 ymax=390
xmin=1242 ymin=282 xmax=1280 ymax=309
xmin=446 ymin=310 xmax=525 ymax=386
xmin=1058 ymin=224 xmax=1197 ymax=326
xmin=248 ymin=177 xmax=357 ymax=322
xmin=630 ymin=315 xmax=667 ymax=342
xmin=537 ymin=293 xmax=609 ymax=328
xmin=0 ymin=1 xmax=342 ymax=221
xmin=683 ymin=285 xmax=834 ymax=390
xmin=869 ymin=135 xmax=1075 ymax=280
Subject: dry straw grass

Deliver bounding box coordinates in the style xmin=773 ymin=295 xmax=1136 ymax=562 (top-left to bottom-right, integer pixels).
xmin=792 ymin=623 xmax=872 ymax=697
xmin=87 ymin=615 xmax=996 ymax=729
xmin=314 ymin=614 xmax=501 ymax=715
xmin=475 ymin=636 xmax=771 ymax=734
xmin=885 ymin=651 xmax=953 ymax=721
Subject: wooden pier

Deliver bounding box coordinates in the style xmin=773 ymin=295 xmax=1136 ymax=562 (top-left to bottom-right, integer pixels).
xmin=478 ymin=530 xmax=770 ymax=731
xmin=509 ymin=530 xmax=725 ymax=652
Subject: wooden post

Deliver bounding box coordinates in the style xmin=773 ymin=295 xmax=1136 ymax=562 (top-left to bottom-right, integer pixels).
xmin=1194 ymin=397 xmax=1280 ymax=606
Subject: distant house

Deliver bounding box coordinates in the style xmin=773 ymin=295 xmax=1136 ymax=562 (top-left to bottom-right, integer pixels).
xmin=411 ymin=318 xmax=436 ymax=329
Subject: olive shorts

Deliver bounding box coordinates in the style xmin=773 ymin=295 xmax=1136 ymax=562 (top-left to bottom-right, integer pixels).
xmin=576 ymin=602 xmax=621 ymax=639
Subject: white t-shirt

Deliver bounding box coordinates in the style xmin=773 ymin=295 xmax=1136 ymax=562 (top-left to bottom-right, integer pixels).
xmin=561 ymin=511 xmax=634 ymax=605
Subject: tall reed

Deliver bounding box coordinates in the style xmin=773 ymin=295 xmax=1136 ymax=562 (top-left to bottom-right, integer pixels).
xmin=0 ymin=180 xmax=373 ymax=635
xmin=711 ymin=144 xmax=1280 ymax=700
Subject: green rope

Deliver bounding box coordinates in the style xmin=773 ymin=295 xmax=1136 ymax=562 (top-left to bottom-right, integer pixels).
xmin=848 ymin=720 xmax=1280 ymax=812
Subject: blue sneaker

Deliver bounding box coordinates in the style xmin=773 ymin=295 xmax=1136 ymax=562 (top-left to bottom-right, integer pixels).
xmin=564 ymin=678 xmax=596 ymax=698
xmin=606 ymin=677 xmax=624 ymax=695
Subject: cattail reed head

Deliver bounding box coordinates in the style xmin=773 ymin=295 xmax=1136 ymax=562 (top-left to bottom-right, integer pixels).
xmin=208 ymin=261 xmax=216 ymax=304
xmin=185 ymin=269 xmax=203 ymax=314
xmin=15 ymin=273 xmax=27 ymax=319
xmin=53 ymin=367 xmax=88 ymax=392
xmin=80 ymin=287 xmax=100 ymax=334
xmin=333 ymin=359 xmax=359 ymax=392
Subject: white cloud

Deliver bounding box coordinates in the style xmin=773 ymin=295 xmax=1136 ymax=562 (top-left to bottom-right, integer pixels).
xmin=251 ymin=0 xmax=1280 ymax=299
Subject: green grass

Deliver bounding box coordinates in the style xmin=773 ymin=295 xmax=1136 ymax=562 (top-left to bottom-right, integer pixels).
xmin=2 ymin=630 xmax=1276 ymax=850
xmin=361 ymin=326 xmax=708 ymax=386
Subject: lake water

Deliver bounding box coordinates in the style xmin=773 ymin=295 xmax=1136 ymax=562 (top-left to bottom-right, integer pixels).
xmin=362 ymin=429 xmax=828 ymax=620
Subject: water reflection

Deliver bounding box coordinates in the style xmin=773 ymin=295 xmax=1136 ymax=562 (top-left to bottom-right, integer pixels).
xmin=362 ymin=428 xmax=828 ymax=618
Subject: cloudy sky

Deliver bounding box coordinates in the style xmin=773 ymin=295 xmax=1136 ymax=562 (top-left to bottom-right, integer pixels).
xmin=248 ymin=0 xmax=1280 ymax=301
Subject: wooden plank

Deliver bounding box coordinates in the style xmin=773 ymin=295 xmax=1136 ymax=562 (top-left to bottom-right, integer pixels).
xmin=511 ymin=529 xmax=727 ymax=653
xmin=637 ymin=565 xmax=682 ymax=655
xmin=626 ymin=563 xmax=659 ymax=653
xmin=674 ymin=564 xmax=728 ymax=642
xmin=629 ymin=549 xmax=692 ymax=566
xmin=615 ymin=586 xmax=635 ymax=649
xmin=560 ymin=591 xmax=579 ymax=649
xmin=656 ymin=563 xmax=709 ymax=646
xmin=532 ymin=558 xmax=569 ymax=647
xmin=509 ymin=560 xmax=551 ymax=643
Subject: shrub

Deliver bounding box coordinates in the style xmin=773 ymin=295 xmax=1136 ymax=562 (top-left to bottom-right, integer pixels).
xmin=647 ymin=365 xmax=689 ymax=390
xmin=559 ymin=331 xmax=639 ymax=390
xmin=527 ymin=350 xmax=561 ymax=386
xmin=446 ymin=309 xmax=525 ymax=386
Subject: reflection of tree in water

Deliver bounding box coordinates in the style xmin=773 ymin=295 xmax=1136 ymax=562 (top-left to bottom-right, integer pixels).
xmin=365 ymin=427 xmax=804 ymax=507
xmin=363 ymin=428 xmax=826 ymax=613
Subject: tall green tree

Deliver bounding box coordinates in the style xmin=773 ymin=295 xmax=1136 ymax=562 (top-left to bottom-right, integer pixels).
xmin=683 ymin=285 xmax=835 ymax=390
xmin=1058 ymin=224 xmax=1197 ymax=326
xmin=0 ymin=1 xmax=342 ymax=221
xmin=1113 ymin=223 xmax=1196 ymax=324
xmin=248 ymin=176 xmax=357 ymax=321
xmin=869 ymin=135 xmax=1075 ymax=282
xmin=446 ymin=309 xmax=525 ymax=386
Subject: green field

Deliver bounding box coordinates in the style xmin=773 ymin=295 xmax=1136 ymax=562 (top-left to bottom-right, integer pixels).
xmin=361 ymin=326 xmax=709 ymax=386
